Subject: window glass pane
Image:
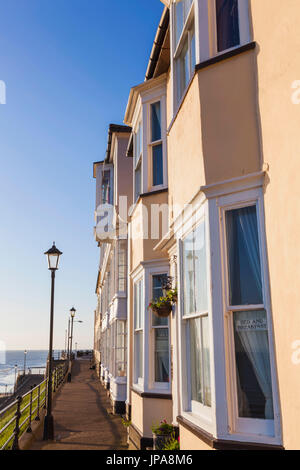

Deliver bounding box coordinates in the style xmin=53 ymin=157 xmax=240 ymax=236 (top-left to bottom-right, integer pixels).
xmin=233 ymin=310 xmax=274 ymax=420
xmin=134 ymin=281 xmax=142 ymax=329
xmin=177 ymin=38 xmax=189 ymax=102
xmin=183 ymin=221 xmax=207 ymax=315
xmin=134 ymin=123 xmax=142 ymax=166
xmin=135 ymin=330 xmax=143 ymax=380
xmin=191 ymin=27 xmax=196 ymax=70
xmin=175 ymin=0 xmax=193 ymax=47
xmin=183 ymin=231 xmax=195 ymax=315
xmin=138 ymin=123 xmax=143 ymax=158
xmin=202 ymin=316 xmax=211 ymax=407
xmin=216 ymin=0 xmax=240 ymax=52
xmin=135 ymin=163 xmax=141 ymax=201
xmin=155 ymin=329 xmax=170 ymax=382
xmin=152 ymin=274 xmax=168 ymax=327
xmin=102 ymin=170 xmax=110 ymax=204
xmin=189 ymin=316 xmax=211 ymax=407
xmin=226 ymin=206 xmax=263 ymax=306
xmin=151 ymin=102 xmax=161 ymax=142
xmin=194 ymin=222 xmax=208 ymax=313
xmin=152 ymin=144 xmax=163 ymax=186
xmin=175 ymin=1 xmax=184 ymax=47
xmin=190 ymin=318 xmax=203 ymax=404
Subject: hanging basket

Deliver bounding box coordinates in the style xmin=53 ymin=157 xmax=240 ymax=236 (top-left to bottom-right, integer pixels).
xmin=151 ymin=302 xmax=172 ymax=318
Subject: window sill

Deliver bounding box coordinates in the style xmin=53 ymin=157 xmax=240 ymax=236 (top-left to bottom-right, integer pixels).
xmin=131 ymin=386 xmax=172 ymax=400
xmin=129 ymin=188 xmax=168 ymax=219
xmin=177 ymin=415 xmax=284 ymax=450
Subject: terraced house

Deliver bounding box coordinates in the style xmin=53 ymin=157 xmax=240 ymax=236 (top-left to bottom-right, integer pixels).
xmin=93 ymin=124 xmax=132 ymax=415
xmin=94 ymin=0 xmax=300 ymax=450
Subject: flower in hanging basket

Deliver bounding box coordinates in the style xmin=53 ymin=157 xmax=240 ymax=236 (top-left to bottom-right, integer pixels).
xmin=149 ymin=297 xmax=172 ymax=317
xmin=148 ymin=286 xmax=178 ymax=318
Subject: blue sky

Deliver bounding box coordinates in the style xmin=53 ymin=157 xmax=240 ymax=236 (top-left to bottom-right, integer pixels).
xmin=0 ymin=0 xmax=164 ymax=350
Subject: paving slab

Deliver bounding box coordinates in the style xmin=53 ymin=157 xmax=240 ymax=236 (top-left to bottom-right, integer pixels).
xmin=29 ymin=358 xmax=128 ymax=450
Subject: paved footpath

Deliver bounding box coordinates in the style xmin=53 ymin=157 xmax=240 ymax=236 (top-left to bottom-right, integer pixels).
xmin=29 ymin=358 xmax=128 ymax=450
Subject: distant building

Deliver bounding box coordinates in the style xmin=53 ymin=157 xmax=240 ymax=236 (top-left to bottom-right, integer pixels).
xmin=93 ymin=124 xmax=132 ymax=415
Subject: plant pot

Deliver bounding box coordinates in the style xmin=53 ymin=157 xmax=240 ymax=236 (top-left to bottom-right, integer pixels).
xmin=153 ymin=433 xmax=173 ymax=451
xmin=151 ymin=302 xmax=172 ymax=318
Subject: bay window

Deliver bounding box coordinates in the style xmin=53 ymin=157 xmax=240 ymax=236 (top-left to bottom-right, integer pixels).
xmin=225 ymin=205 xmax=275 ymax=430
xmin=182 ymin=220 xmax=211 ymax=413
xmin=134 ymin=279 xmax=144 ymax=384
xmin=151 ymin=274 xmax=170 ymax=384
xmin=173 ymin=0 xmax=195 ymax=106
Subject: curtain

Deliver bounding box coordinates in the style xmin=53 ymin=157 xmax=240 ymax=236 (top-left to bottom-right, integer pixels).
xmin=226 ymin=206 xmax=263 ymax=305
xmin=239 ymin=207 xmax=263 ymax=297
xmin=190 ymin=318 xmax=203 ymax=403
xmin=235 ymin=310 xmax=274 ymax=419
xmin=155 ymin=329 xmax=170 ymax=382
xmin=216 ymin=0 xmax=240 ymax=52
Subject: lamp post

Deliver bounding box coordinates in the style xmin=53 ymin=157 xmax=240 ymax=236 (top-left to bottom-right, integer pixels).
xmin=69 ymin=307 xmax=76 ymax=360
xmin=67 ymin=308 xmax=76 ymax=382
xmin=43 ymin=242 xmax=62 ymax=441
xmin=23 ymin=350 xmax=27 ymax=376
xmin=67 ymin=318 xmax=70 ymax=360
xmin=67 ymin=311 xmax=83 ymax=382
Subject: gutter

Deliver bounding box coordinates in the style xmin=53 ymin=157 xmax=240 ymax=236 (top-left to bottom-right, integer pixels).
xmin=145 ymin=7 xmax=169 ymax=81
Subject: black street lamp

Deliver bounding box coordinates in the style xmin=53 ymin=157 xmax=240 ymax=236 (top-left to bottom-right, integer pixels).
xmin=43 ymin=242 xmax=62 ymax=441
xmin=69 ymin=307 xmax=76 ymax=360
xmin=67 ymin=309 xmax=83 ymax=382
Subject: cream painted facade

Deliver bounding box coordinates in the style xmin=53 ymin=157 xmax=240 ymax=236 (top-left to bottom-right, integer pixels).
xmin=93 ymin=0 xmax=300 ymax=450
xmin=93 ymin=125 xmax=132 ymax=415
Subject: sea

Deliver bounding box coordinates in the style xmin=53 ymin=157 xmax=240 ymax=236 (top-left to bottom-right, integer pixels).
xmin=0 ymin=350 xmax=60 ymax=394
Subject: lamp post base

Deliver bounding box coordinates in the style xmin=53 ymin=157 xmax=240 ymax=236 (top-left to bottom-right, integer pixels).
xmin=43 ymin=414 xmax=54 ymax=441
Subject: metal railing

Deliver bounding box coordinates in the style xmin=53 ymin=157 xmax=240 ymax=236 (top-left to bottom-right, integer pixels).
xmin=0 ymin=362 xmax=68 ymax=451
xmin=17 ymin=367 xmax=47 ymax=377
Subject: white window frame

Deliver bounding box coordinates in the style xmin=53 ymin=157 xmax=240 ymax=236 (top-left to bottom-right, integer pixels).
xmin=171 ymin=0 xmax=196 ymax=111
xmin=215 ymin=187 xmax=281 ymax=443
xmin=133 ymin=119 xmax=143 ymax=202
xmin=146 ymin=93 xmax=168 ymax=192
xmin=209 ymin=0 xmax=251 ymax=57
xmin=148 ymin=101 xmax=165 ymax=191
xmin=149 ymin=270 xmax=171 ymax=391
xmin=177 ymin=202 xmax=215 ymax=432
xmin=100 ymin=163 xmax=114 ymax=206
xmin=133 ymin=276 xmax=144 ymax=388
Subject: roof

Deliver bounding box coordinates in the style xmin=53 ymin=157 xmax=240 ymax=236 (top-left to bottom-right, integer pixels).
xmin=105 ymin=124 xmax=132 ymax=163
xmin=145 ymin=6 xmax=170 ymax=81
